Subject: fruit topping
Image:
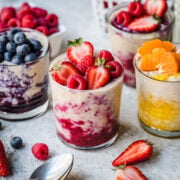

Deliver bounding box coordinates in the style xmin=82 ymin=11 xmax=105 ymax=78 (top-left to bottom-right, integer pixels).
xmin=67 ymin=38 xmax=94 ymax=65
xmin=128 ymin=1 xmax=144 ymax=17
xmin=0 ymin=28 xmax=42 ymax=65
xmin=32 ymin=143 xmax=49 ymax=161
xmin=106 ymin=61 xmax=123 ymax=78
xmin=128 ymin=15 xmax=159 ymax=32
xmin=0 ymin=140 xmax=10 ymax=176
xmin=10 ymin=137 xmax=23 ymax=149
xmin=138 ymin=40 xmax=179 ymax=75
xmin=67 ymin=74 xmax=87 ymax=90
xmin=112 ymin=140 xmax=153 ymax=167
xmin=144 ymin=0 xmax=167 ymax=18
xmin=0 ymin=3 xmax=60 ymax=36
xmin=115 ymin=11 xmax=132 ymax=26
xmin=98 ymin=50 xmax=114 ymax=64
xmin=115 ymin=165 xmax=147 ymax=180
xmin=77 ymin=55 xmax=95 ymax=74
xmin=86 ymin=65 xmax=110 ymax=90
xmin=52 ymin=61 xmax=80 ymax=85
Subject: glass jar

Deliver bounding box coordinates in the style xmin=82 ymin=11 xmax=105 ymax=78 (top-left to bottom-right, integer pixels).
xmin=0 ymin=28 xmax=50 ymax=120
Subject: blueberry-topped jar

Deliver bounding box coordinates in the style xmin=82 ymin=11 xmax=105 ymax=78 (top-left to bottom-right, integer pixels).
xmin=0 ymin=28 xmax=50 ymax=120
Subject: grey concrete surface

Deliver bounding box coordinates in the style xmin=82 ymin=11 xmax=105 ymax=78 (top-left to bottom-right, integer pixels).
xmin=0 ymin=0 xmax=180 ymax=179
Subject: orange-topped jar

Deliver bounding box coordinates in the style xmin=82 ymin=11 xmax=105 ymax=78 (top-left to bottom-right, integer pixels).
xmin=134 ymin=40 xmax=180 ymax=137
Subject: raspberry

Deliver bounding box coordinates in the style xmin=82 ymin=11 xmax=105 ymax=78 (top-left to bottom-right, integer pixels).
xmin=49 ymin=27 xmax=59 ymax=35
xmin=37 ymin=18 xmax=47 ymax=26
xmin=98 ymin=50 xmax=114 ymax=64
xmin=20 ymin=2 xmax=31 ymax=11
xmin=128 ymin=1 xmax=144 ymax=17
xmin=116 ymin=11 xmax=132 ymax=26
xmin=45 ymin=14 xmax=59 ymax=27
xmin=106 ymin=61 xmax=123 ymax=78
xmin=7 ymin=18 xmax=21 ymax=28
xmin=1 ymin=7 xmax=16 ymax=23
xmin=32 ymin=143 xmax=49 ymax=160
xmin=22 ymin=14 xmax=37 ymax=28
xmin=36 ymin=26 xmax=49 ymax=36
xmin=32 ymin=7 xmax=48 ymax=18
xmin=67 ymin=74 xmax=87 ymax=90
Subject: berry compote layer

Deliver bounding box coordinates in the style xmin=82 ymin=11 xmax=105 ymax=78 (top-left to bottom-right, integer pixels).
xmin=106 ymin=1 xmax=174 ymax=87
xmin=134 ymin=40 xmax=180 ymax=137
xmin=0 ymin=28 xmax=49 ymax=120
xmin=49 ymin=54 xmax=123 ymax=149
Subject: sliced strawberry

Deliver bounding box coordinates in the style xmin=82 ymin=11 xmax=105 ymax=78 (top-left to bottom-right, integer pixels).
xmin=0 ymin=140 xmax=10 ymax=177
xmin=52 ymin=61 xmax=80 ymax=85
xmin=106 ymin=61 xmax=123 ymax=78
xmin=112 ymin=140 xmax=153 ymax=167
xmin=116 ymin=166 xmax=147 ymax=180
xmin=128 ymin=1 xmax=144 ymax=17
xmin=98 ymin=50 xmax=114 ymax=64
xmin=86 ymin=66 xmax=110 ymax=89
xmin=116 ymin=11 xmax=132 ymax=26
xmin=67 ymin=38 xmax=94 ymax=65
xmin=77 ymin=55 xmax=95 ymax=74
xmin=128 ymin=15 xmax=159 ymax=32
xmin=145 ymin=0 xmax=167 ymax=18
xmin=67 ymin=74 xmax=87 ymax=90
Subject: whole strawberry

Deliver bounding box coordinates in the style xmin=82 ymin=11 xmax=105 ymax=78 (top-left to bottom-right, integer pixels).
xmin=0 ymin=140 xmax=10 ymax=177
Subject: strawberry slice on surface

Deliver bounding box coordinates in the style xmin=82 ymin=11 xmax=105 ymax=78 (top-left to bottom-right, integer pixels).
xmin=67 ymin=38 xmax=94 ymax=65
xmin=86 ymin=65 xmax=110 ymax=90
xmin=0 ymin=140 xmax=10 ymax=177
xmin=112 ymin=140 xmax=153 ymax=167
xmin=116 ymin=166 xmax=147 ymax=180
xmin=145 ymin=0 xmax=167 ymax=18
xmin=128 ymin=15 xmax=159 ymax=32
xmin=52 ymin=61 xmax=80 ymax=85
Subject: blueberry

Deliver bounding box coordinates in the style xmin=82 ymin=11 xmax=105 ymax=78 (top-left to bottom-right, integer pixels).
xmin=14 ymin=32 xmax=27 ymax=45
xmin=0 ymin=42 xmax=6 ymax=53
xmin=7 ymin=28 xmax=22 ymax=41
xmin=29 ymin=39 xmax=42 ymax=51
xmin=11 ymin=55 xmax=23 ymax=65
xmin=0 ymin=34 xmax=9 ymax=45
xmin=0 ymin=53 xmax=3 ymax=62
xmin=10 ymin=137 xmax=23 ymax=149
xmin=24 ymin=53 xmax=37 ymax=63
xmin=4 ymin=52 xmax=12 ymax=62
xmin=6 ymin=42 xmax=17 ymax=53
xmin=16 ymin=44 xmax=30 ymax=56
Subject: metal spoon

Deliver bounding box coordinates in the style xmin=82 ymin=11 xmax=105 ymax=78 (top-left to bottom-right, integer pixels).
xmin=29 ymin=153 xmax=74 ymax=180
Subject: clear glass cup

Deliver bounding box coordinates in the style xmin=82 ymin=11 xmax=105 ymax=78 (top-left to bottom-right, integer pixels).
xmin=0 ymin=28 xmax=50 ymax=120
xmin=134 ymin=55 xmax=180 ymax=137
xmin=49 ymin=54 xmax=123 ymax=150
xmin=106 ymin=3 xmax=175 ymax=87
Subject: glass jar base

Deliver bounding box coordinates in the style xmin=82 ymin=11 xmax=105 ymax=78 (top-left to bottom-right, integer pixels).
xmin=0 ymin=99 xmax=49 ymax=121
xmin=139 ymin=119 xmax=180 ymax=138
xmin=57 ymin=132 xmax=119 ymax=150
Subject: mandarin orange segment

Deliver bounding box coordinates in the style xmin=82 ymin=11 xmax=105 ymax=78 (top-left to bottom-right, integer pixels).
xmin=138 ymin=39 xmax=162 ymax=56
xmin=162 ymin=41 xmax=175 ymax=51
xmin=152 ymin=48 xmax=167 ymax=56
xmin=170 ymin=52 xmax=180 ymax=61
xmin=140 ymin=54 xmax=157 ymax=71
xmin=159 ymin=53 xmax=179 ymax=74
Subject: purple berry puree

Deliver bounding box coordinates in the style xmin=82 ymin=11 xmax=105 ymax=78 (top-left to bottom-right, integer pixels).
xmin=55 ymin=93 xmax=119 ymax=147
xmin=0 ymin=64 xmax=48 ymax=113
xmin=115 ymin=52 xmax=136 ymax=87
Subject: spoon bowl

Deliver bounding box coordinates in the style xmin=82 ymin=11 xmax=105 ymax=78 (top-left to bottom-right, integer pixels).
xmin=29 ymin=153 xmax=74 ymax=180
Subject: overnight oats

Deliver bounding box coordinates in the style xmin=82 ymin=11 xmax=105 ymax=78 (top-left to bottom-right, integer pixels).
xmin=106 ymin=0 xmax=174 ymax=87
xmin=49 ymin=38 xmax=123 ymax=149
xmin=0 ymin=28 xmax=50 ymax=120
xmin=134 ymin=39 xmax=180 ymax=137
